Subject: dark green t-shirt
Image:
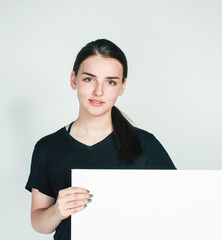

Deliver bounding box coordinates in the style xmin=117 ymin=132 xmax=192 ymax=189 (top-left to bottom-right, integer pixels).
xmin=25 ymin=125 xmax=176 ymax=240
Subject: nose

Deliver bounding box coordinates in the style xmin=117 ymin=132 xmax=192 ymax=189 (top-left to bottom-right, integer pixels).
xmin=93 ymin=82 xmax=104 ymax=97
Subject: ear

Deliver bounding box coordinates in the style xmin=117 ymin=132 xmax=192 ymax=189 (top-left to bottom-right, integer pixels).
xmin=118 ymin=78 xmax=127 ymax=96
xmin=70 ymin=70 xmax=77 ymax=90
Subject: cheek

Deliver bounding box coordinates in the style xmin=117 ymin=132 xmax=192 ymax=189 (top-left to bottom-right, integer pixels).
xmin=77 ymin=83 xmax=91 ymax=100
xmin=106 ymin=88 xmax=121 ymax=102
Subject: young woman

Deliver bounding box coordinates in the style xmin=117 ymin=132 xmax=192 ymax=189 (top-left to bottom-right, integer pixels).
xmin=25 ymin=38 xmax=176 ymax=240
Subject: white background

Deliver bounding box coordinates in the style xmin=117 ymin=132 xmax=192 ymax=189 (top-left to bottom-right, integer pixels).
xmin=0 ymin=0 xmax=221 ymax=239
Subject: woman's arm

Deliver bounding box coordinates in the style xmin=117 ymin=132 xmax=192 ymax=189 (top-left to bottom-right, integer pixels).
xmin=31 ymin=188 xmax=61 ymax=234
xmin=31 ymin=187 xmax=93 ymax=234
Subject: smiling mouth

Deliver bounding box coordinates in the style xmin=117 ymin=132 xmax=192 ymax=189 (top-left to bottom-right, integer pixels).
xmin=89 ymin=99 xmax=104 ymax=103
xmin=88 ymin=99 xmax=105 ymax=106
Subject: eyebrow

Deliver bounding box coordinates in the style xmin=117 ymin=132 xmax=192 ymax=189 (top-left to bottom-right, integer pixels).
xmin=81 ymin=72 xmax=120 ymax=80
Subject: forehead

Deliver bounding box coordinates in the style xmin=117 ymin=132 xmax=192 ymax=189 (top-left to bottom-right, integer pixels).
xmin=79 ymin=55 xmax=123 ymax=76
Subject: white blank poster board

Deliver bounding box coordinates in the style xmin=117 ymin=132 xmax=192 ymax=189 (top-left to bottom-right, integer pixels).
xmin=71 ymin=170 xmax=222 ymax=240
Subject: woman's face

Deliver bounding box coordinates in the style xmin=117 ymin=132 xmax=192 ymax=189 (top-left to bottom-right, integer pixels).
xmin=70 ymin=54 xmax=127 ymax=118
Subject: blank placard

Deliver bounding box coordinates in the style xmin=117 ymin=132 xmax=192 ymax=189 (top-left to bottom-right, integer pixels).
xmin=71 ymin=170 xmax=222 ymax=240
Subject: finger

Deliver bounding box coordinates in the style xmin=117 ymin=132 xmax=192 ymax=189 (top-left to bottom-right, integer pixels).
xmin=59 ymin=187 xmax=89 ymax=197
xmin=66 ymin=199 xmax=92 ymax=209
xmin=64 ymin=193 xmax=92 ymax=203
xmin=71 ymin=193 xmax=93 ymax=201
xmin=67 ymin=204 xmax=87 ymax=215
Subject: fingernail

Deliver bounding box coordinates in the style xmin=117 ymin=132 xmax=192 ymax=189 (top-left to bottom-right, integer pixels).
xmin=84 ymin=204 xmax=87 ymax=207
xmin=87 ymin=190 xmax=90 ymax=193
xmin=89 ymin=194 xmax=93 ymax=197
xmin=88 ymin=199 xmax=92 ymax=202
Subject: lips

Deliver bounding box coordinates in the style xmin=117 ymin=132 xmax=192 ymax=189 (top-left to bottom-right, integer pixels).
xmin=89 ymin=99 xmax=105 ymax=106
xmin=89 ymin=99 xmax=104 ymax=103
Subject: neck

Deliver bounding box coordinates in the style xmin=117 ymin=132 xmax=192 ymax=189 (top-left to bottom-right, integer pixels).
xmin=73 ymin=109 xmax=113 ymax=137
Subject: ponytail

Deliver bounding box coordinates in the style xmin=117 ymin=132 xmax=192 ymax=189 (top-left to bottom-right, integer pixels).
xmin=111 ymin=106 xmax=143 ymax=165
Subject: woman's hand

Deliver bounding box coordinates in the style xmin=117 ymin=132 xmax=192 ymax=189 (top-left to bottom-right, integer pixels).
xmin=54 ymin=186 xmax=93 ymax=220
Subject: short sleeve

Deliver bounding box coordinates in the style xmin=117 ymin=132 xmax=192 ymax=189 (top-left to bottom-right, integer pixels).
xmin=145 ymin=135 xmax=177 ymax=169
xmin=25 ymin=143 xmax=55 ymax=198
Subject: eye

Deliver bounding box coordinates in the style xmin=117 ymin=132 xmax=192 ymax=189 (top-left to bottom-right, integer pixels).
xmin=107 ymin=80 xmax=117 ymax=86
xmin=83 ymin=77 xmax=93 ymax=82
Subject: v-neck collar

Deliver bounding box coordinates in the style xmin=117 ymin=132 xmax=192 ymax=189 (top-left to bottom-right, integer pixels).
xmin=61 ymin=125 xmax=114 ymax=150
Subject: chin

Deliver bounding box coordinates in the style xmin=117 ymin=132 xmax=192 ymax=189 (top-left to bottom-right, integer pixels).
xmin=87 ymin=108 xmax=112 ymax=117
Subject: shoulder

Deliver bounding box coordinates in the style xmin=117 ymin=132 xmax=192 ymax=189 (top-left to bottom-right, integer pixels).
xmin=134 ymin=126 xmax=166 ymax=152
xmin=34 ymin=127 xmax=64 ymax=154
xmin=134 ymin=126 xmax=176 ymax=169
xmin=134 ymin=126 xmax=156 ymax=145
